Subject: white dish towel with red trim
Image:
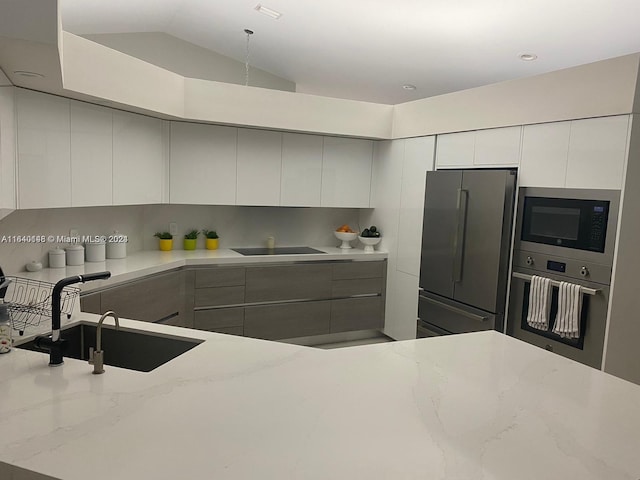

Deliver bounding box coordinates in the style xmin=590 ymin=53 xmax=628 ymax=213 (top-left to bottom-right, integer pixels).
xmin=553 ymin=281 xmax=582 ymax=339
xmin=526 ymin=275 xmax=552 ymax=330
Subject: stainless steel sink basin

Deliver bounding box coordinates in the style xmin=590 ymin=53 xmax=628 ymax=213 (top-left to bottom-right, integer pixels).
xmin=17 ymin=323 xmax=203 ymax=372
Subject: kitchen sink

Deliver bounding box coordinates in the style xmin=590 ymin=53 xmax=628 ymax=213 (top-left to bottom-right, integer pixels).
xmin=16 ymin=323 xmax=203 ymax=372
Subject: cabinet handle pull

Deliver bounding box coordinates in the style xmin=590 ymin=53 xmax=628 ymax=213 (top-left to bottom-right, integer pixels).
xmin=453 ymin=189 xmax=468 ymax=282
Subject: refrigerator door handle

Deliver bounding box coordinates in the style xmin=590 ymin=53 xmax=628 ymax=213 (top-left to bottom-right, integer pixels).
xmin=420 ymin=293 xmax=488 ymax=323
xmin=453 ymin=188 xmax=468 ymax=282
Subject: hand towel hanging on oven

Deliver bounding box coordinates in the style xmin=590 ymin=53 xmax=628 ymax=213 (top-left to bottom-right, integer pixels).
xmin=526 ymin=275 xmax=552 ymax=331
xmin=552 ymin=281 xmax=582 ymax=339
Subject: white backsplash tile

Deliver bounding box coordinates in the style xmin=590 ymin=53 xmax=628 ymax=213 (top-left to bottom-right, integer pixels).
xmin=0 ymin=205 xmax=360 ymax=273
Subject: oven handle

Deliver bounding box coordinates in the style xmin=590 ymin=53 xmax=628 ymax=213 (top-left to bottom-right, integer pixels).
xmin=511 ymin=272 xmax=600 ymax=296
xmin=419 ymin=292 xmax=488 ymax=323
xmin=453 ymin=188 xmax=468 ymax=283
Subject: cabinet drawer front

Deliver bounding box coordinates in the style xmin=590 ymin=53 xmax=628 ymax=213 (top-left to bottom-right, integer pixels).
xmin=332 ymin=261 xmax=384 ymax=280
xmin=194 ymin=308 xmax=244 ymax=330
xmin=212 ymin=326 xmax=244 ymax=336
xmin=194 ymin=286 xmax=245 ymax=307
xmin=100 ymin=272 xmax=182 ymax=323
xmin=332 ymin=278 xmax=383 ymax=298
xmin=80 ymin=293 xmax=101 ymax=314
xmin=195 ymin=267 xmax=246 ymax=288
xmin=331 ymin=297 xmax=383 ymax=333
xmin=245 ymin=264 xmax=332 ymax=302
xmin=157 ymin=314 xmax=184 ymax=328
xmin=244 ymin=301 xmax=331 ymax=340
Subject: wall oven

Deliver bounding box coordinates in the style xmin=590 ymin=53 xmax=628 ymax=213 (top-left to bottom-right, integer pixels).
xmin=507 ymin=188 xmax=619 ymax=368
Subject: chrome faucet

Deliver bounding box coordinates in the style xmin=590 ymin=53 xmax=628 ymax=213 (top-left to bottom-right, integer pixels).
xmin=89 ymin=310 xmax=120 ymax=374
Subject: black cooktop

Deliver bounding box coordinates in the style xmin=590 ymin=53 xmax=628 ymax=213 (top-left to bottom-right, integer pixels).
xmin=231 ymin=247 xmax=326 ymax=256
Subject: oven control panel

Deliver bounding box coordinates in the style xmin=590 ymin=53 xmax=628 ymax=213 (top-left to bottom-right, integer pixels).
xmin=512 ymin=250 xmax=611 ymax=285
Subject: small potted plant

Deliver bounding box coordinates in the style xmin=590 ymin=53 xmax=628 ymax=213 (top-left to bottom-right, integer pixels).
xmin=202 ymin=229 xmax=219 ymax=250
xmin=183 ymin=229 xmax=199 ymax=251
xmin=154 ymin=232 xmax=173 ymax=251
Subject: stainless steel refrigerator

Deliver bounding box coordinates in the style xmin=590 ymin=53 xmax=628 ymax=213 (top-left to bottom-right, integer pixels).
xmin=417 ymin=169 xmax=516 ymax=337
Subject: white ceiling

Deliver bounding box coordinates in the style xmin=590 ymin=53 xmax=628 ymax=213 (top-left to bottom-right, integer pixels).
xmin=60 ymin=0 xmax=640 ymax=105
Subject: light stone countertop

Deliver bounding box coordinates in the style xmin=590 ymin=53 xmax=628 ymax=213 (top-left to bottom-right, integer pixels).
xmin=11 ymin=247 xmax=387 ymax=293
xmin=1 ymin=315 xmax=640 ymax=480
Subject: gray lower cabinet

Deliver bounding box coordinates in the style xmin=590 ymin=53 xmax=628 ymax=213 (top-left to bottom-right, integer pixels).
xmin=194 ymin=286 xmax=245 ymax=307
xmin=244 ymin=301 xmax=331 ymax=340
xmin=245 ymin=264 xmax=332 ymax=302
xmin=81 ymin=260 xmax=386 ymax=339
xmin=331 ymin=297 xmax=384 ymax=333
xmin=193 ymin=308 xmax=244 ymax=336
xmin=80 ymin=270 xmax=185 ymax=325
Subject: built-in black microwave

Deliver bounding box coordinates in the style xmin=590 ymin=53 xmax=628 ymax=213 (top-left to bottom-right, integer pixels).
xmin=521 ymin=196 xmax=610 ymax=252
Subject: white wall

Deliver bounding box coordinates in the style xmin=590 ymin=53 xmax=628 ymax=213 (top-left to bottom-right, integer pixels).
xmin=0 ymin=69 xmax=10 ymax=86
xmin=392 ymin=53 xmax=640 ymax=139
xmin=0 ymin=86 xmax=16 ymax=220
xmin=0 ymin=205 xmax=360 ymax=274
xmin=603 ymin=114 xmax=640 ymax=384
xmin=3 ymin=2 xmax=640 ymax=140
xmin=83 ymin=32 xmax=295 ymax=93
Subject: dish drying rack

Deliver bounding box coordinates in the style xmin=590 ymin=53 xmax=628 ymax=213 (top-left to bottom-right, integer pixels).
xmin=0 ymin=276 xmax=80 ymax=335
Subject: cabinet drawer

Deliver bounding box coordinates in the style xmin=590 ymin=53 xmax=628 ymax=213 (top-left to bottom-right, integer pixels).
xmin=80 ymin=292 xmax=101 ymax=314
xmin=194 ymin=286 xmax=245 ymax=307
xmin=100 ymin=271 xmax=183 ymax=323
xmin=332 ymin=278 xmax=383 ymax=297
xmin=157 ymin=314 xmax=184 ymax=328
xmin=245 ymin=264 xmax=332 ymax=302
xmin=331 ymin=297 xmax=383 ymax=333
xmin=244 ymin=301 xmax=331 ymax=340
xmin=332 ymin=261 xmax=384 ymax=280
xmin=194 ymin=308 xmax=244 ymax=331
xmin=212 ymin=326 xmax=244 ymax=336
xmin=195 ymin=267 xmax=245 ymax=288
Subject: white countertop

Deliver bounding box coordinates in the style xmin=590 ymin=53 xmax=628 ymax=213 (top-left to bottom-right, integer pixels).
xmin=13 ymin=247 xmax=387 ymax=292
xmin=2 ymin=316 xmax=640 ymax=480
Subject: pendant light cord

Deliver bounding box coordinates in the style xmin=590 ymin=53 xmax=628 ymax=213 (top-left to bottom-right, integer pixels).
xmin=244 ymin=29 xmax=254 ymax=86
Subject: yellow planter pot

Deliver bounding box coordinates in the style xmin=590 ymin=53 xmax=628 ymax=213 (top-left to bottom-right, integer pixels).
xmin=206 ymin=238 xmax=219 ymax=250
xmin=183 ymin=239 xmax=197 ymax=250
xmin=158 ymin=239 xmax=173 ymax=251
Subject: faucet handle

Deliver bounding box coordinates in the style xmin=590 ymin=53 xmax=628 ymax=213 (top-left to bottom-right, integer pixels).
xmin=88 ymin=346 xmax=95 ymax=365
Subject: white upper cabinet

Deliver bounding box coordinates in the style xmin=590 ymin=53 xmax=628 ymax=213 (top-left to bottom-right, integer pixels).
xmin=112 ymin=111 xmax=164 ymax=205
xmin=236 ymin=129 xmax=282 ymax=206
xmin=70 ymin=101 xmax=113 ymax=207
xmin=474 ymin=126 xmax=521 ymax=166
xmin=280 ymin=133 xmax=323 ymax=207
xmin=435 ymin=127 xmax=521 ymax=169
xmin=519 ymin=121 xmax=571 ymax=187
xmin=16 ymin=89 xmax=71 ymax=209
xmin=321 ymin=137 xmax=373 ymax=208
xmin=435 ymin=131 xmax=475 ymax=168
xmin=170 ymin=122 xmax=237 ymax=205
xmin=519 ymin=116 xmax=629 ymax=189
xmin=396 ymin=136 xmax=435 ymax=277
xmin=565 ymin=116 xmax=629 ymax=190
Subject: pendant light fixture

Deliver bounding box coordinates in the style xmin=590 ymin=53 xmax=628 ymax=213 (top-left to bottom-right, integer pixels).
xmin=244 ymin=28 xmax=254 ymax=86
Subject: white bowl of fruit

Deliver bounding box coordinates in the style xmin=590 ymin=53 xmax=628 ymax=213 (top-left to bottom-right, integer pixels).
xmin=334 ymin=224 xmax=358 ymax=249
xmin=359 ymin=225 xmax=381 ymax=253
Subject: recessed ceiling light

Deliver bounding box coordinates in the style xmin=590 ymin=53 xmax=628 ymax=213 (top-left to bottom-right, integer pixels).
xmin=254 ymin=4 xmax=282 ymax=19
xmin=519 ymin=53 xmax=538 ymax=61
xmin=402 ymin=84 xmax=417 ymax=91
xmin=13 ymin=70 xmax=45 ymax=78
